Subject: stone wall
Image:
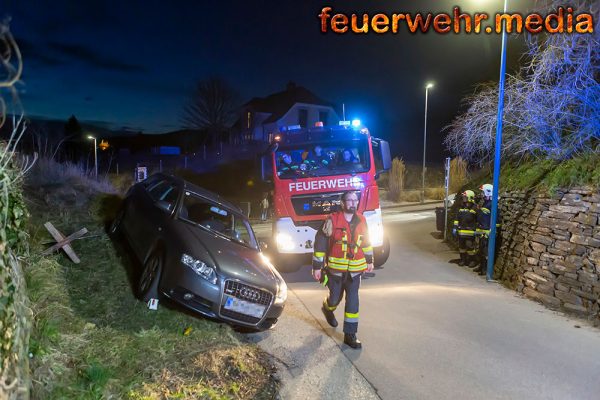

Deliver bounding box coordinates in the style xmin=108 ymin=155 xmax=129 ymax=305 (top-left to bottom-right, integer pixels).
xmin=494 ymin=187 xmax=600 ymax=325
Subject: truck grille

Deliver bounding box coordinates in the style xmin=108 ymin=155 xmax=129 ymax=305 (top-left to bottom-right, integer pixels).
xmin=291 ymin=192 xmax=361 ymax=216
xmin=220 ymin=281 xmax=273 ymax=324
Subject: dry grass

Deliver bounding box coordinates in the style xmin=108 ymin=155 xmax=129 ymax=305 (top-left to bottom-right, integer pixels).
xmin=27 ymin=157 xmax=116 ymax=194
xmin=400 ymin=190 xmax=422 ymax=202
xmin=425 ymin=187 xmax=446 ymax=200
xmin=387 ymin=158 xmax=406 ymax=202
xmin=449 ymin=157 xmax=468 ymax=194
xmin=26 ymin=193 xmax=278 ymax=399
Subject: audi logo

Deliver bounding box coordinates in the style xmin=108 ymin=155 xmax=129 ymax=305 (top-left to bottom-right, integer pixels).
xmin=240 ymin=287 xmax=260 ymax=301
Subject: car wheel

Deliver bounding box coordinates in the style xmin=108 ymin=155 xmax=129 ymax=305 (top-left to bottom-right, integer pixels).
xmin=109 ymin=206 xmax=125 ymax=236
xmin=138 ymin=249 xmax=163 ymax=303
xmin=374 ymin=236 xmax=390 ymax=268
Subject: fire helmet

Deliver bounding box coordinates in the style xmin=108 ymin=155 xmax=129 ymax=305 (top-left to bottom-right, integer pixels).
xmin=462 ymin=190 xmax=475 ymax=202
xmin=479 ymin=184 xmax=493 ymax=198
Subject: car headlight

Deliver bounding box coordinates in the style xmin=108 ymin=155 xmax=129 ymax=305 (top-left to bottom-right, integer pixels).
xmin=275 ymin=232 xmax=295 ymax=251
xmin=275 ymin=279 xmax=287 ymax=305
xmin=368 ymin=223 xmax=384 ymax=246
xmin=181 ymin=254 xmax=217 ymax=284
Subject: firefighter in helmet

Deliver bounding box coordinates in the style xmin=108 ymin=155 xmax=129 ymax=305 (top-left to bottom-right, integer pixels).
xmin=475 ymin=184 xmax=501 ymax=275
xmin=453 ymin=190 xmax=478 ymax=267
xmin=311 ymin=190 xmax=374 ymax=349
xmin=277 ymin=153 xmax=299 ymax=177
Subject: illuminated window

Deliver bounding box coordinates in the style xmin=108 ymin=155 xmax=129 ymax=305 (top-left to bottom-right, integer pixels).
xmin=246 ymin=112 xmax=252 ymax=128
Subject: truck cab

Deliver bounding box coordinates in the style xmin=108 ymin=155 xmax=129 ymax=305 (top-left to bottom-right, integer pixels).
xmin=262 ymin=122 xmax=391 ymax=271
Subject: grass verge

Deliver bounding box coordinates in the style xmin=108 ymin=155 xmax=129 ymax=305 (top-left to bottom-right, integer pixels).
xmin=458 ymin=153 xmax=600 ymax=195
xmin=25 ymin=190 xmax=277 ymax=399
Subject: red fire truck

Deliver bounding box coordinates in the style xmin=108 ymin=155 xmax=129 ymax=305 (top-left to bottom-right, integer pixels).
xmin=261 ymin=121 xmax=392 ymax=271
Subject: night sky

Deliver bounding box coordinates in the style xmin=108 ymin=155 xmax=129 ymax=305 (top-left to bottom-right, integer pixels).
xmin=4 ymin=0 xmax=536 ymax=162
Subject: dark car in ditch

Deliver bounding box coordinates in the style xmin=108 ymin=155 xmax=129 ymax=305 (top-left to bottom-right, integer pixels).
xmin=110 ymin=173 xmax=287 ymax=330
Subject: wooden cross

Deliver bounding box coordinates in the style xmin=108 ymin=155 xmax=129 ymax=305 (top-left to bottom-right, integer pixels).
xmin=43 ymin=222 xmax=88 ymax=264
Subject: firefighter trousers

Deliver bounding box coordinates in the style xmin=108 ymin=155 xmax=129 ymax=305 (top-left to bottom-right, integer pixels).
xmin=323 ymin=271 xmax=361 ymax=334
xmin=478 ymin=235 xmax=500 ymax=269
xmin=458 ymin=235 xmax=477 ymax=258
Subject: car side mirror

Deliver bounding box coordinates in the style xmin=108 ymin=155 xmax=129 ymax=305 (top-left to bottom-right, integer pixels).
xmin=155 ymin=200 xmax=172 ymax=213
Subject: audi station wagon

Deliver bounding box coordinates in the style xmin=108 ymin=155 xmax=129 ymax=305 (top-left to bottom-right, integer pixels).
xmin=110 ymin=173 xmax=287 ymax=330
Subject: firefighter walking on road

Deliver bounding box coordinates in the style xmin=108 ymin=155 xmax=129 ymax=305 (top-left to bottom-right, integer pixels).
xmin=475 ymin=184 xmax=501 ymax=275
xmin=311 ymin=190 xmax=374 ymax=349
xmin=453 ymin=190 xmax=478 ymax=267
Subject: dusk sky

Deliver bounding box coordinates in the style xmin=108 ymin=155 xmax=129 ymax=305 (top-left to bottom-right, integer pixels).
xmin=4 ymin=0 xmax=537 ymax=162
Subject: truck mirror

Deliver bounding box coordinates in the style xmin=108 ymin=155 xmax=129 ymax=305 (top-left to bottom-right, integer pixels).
xmin=372 ymin=138 xmax=391 ymax=175
xmin=260 ymin=155 xmax=273 ymax=183
xmin=379 ymin=140 xmax=392 ymax=171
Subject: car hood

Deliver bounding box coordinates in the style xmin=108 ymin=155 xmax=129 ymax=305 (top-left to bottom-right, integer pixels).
xmin=182 ymin=224 xmax=278 ymax=292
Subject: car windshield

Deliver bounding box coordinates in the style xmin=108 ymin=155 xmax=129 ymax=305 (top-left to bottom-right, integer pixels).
xmin=179 ymin=191 xmax=258 ymax=250
xmin=275 ymin=138 xmax=370 ymax=179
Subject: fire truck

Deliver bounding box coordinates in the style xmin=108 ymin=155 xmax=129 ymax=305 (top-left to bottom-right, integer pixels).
xmin=261 ymin=121 xmax=392 ymax=271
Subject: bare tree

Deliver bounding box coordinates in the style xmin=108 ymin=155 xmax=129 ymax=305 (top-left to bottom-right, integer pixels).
xmin=182 ymin=76 xmax=239 ymax=145
xmin=445 ymin=0 xmax=599 ymax=163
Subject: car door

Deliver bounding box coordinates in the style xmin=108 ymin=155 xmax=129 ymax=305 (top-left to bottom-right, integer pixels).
xmin=132 ymin=179 xmax=181 ymax=260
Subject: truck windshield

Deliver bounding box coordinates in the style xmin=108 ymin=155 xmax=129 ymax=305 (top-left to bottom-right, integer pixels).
xmin=179 ymin=192 xmax=259 ymax=250
xmin=275 ymin=138 xmax=370 ymax=179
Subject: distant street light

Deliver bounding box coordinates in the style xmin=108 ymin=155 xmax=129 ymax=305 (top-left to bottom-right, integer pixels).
xmin=487 ymin=0 xmax=509 ymax=282
xmin=87 ymin=135 xmax=98 ymax=180
xmin=421 ymin=82 xmax=434 ymax=204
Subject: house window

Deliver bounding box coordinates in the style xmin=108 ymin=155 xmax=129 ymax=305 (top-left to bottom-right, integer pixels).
xmin=319 ymin=111 xmax=328 ymax=125
xmin=298 ymin=109 xmax=308 ymax=128
xmin=246 ymin=112 xmax=252 ymax=129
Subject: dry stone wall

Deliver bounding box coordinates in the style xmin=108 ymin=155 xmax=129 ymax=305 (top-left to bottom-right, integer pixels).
xmin=494 ymin=187 xmax=600 ymax=325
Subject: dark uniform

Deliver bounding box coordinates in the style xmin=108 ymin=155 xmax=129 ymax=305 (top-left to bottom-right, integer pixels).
xmin=277 ymin=160 xmax=299 ymax=177
xmin=476 ymin=199 xmax=501 ymax=274
xmin=304 ymin=150 xmax=331 ymax=170
xmin=312 ymin=211 xmax=373 ymax=336
xmin=453 ymin=201 xmax=478 ymax=267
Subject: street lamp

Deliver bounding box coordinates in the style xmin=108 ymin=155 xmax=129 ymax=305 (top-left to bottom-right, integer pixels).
xmin=87 ymin=135 xmax=98 ymax=180
xmin=421 ymin=82 xmax=434 ymax=204
xmin=487 ymin=0 xmax=509 ymax=281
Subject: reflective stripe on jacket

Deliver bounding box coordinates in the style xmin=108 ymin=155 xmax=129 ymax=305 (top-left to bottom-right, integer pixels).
xmin=453 ymin=204 xmax=477 ymax=236
xmin=326 ymin=211 xmax=372 ymax=273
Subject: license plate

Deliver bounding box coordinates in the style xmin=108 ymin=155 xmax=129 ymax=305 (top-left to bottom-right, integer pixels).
xmin=224 ymin=296 xmax=266 ymax=318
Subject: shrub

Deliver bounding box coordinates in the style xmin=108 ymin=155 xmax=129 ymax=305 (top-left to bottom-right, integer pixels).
xmin=449 ymin=157 xmax=468 ymax=194
xmin=387 ymin=158 xmax=406 ymax=202
xmin=425 ymin=187 xmax=446 ymax=200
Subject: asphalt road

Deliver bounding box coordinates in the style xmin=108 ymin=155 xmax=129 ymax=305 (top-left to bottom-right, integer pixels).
xmin=264 ymin=209 xmax=600 ymax=400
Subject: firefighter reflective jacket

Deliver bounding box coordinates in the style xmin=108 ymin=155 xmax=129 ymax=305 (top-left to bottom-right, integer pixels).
xmin=476 ymin=199 xmax=502 ymax=236
xmin=453 ymin=202 xmax=478 ymax=237
xmin=313 ymin=211 xmax=373 ymax=273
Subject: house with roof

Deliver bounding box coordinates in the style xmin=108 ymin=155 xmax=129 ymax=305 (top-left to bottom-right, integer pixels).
xmin=236 ymin=82 xmax=340 ymax=143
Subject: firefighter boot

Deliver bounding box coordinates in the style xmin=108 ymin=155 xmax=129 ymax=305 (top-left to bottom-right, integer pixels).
xmin=468 ymin=254 xmax=478 ymax=268
xmin=458 ymin=253 xmax=467 ymax=266
xmin=321 ymin=304 xmax=338 ymax=328
xmin=476 ymin=257 xmax=487 ymax=276
xmin=344 ymin=333 xmax=362 ymax=349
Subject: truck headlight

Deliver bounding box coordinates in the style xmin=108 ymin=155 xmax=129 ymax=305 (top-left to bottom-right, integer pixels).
xmin=181 ymin=254 xmax=217 ymax=284
xmin=275 ymin=232 xmax=295 ymax=251
xmin=369 ymin=223 xmax=384 ymax=246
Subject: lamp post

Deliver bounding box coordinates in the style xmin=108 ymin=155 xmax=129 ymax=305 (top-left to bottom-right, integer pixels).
xmin=487 ymin=0 xmax=509 ymax=281
xmin=421 ymin=82 xmax=434 ymax=204
xmin=87 ymin=135 xmax=98 ymax=180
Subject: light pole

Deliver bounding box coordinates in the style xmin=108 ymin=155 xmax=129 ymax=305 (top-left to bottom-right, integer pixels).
xmin=421 ymin=82 xmax=434 ymax=204
xmin=487 ymin=0 xmax=509 ymax=281
xmin=87 ymin=135 xmax=98 ymax=180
